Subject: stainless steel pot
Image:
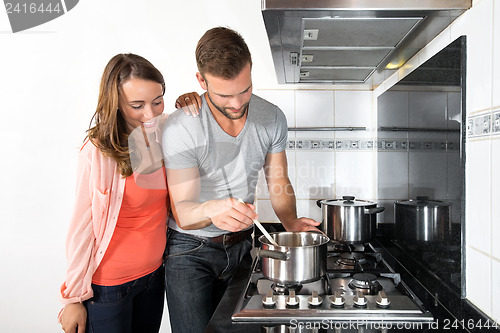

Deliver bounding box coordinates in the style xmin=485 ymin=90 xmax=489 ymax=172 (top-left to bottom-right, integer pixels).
xmin=395 ymin=196 xmax=452 ymax=242
xmin=259 ymin=232 xmax=329 ymax=285
xmin=316 ymin=196 xmax=385 ymax=244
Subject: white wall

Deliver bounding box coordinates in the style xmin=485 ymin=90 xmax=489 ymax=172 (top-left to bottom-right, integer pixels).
xmin=374 ymin=0 xmax=500 ymax=323
xmin=0 ymin=1 xmax=285 ymax=332
xmin=1 ymin=0 xmax=498 ymax=332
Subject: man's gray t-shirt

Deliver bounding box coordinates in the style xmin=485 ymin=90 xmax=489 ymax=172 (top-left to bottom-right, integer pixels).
xmin=162 ymin=94 xmax=288 ymax=237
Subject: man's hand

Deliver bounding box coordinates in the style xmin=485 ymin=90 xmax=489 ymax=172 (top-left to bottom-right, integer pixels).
xmin=286 ymin=217 xmax=322 ymax=232
xmin=60 ymin=303 xmax=86 ymax=333
xmin=206 ymin=198 xmax=257 ymax=232
xmin=175 ymin=92 xmax=201 ymax=117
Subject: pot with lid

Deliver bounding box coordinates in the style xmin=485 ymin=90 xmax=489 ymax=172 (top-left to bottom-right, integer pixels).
xmin=394 ymin=196 xmax=452 ymax=243
xmin=316 ymin=196 xmax=385 ymax=244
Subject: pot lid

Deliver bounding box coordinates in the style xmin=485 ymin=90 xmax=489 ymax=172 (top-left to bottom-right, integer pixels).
xmin=320 ymin=196 xmax=375 ymax=207
xmin=396 ymin=196 xmax=452 ymax=207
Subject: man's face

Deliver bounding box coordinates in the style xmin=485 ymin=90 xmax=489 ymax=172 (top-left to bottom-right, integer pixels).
xmin=197 ymin=63 xmax=253 ymax=120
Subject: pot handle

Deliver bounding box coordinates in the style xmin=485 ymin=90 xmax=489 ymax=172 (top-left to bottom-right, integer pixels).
xmin=365 ymin=207 xmax=385 ymax=214
xmin=316 ymin=199 xmax=325 ymax=208
xmin=257 ymin=249 xmax=290 ymax=261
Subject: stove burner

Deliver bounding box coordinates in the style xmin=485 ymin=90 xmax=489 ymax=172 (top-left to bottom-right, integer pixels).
xmin=348 ymin=273 xmax=382 ymax=295
xmin=336 ymin=252 xmax=368 ymax=267
xmin=271 ymin=283 xmax=303 ymax=295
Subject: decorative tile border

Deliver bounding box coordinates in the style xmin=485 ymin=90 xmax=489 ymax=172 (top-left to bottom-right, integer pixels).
xmin=286 ymin=139 xmax=459 ymax=151
xmin=493 ymin=110 xmax=500 ymax=135
xmin=467 ymin=113 xmax=492 ymax=137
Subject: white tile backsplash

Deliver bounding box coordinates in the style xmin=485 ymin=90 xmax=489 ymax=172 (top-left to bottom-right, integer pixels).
xmin=295 ymin=151 xmax=335 ymax=199
xmin=466 ymin=247 xmax=492 ymax=315
xmin=491 ymin=139 xmax=500 ymax=259
xmin=335 ymin=151 xmax=376 ymax=200
xmin=492 ymin=258 xmax=500 ymax=323
xmin=295 ymin=90 xmax=334 ymax=128
xmin=494 ymin=0 xmax=500 ymax=108
xmin=334 ymin=91 xmax=373 ymax=139
xmin=296 ymin=199 xmax=323 ymax=223
xmin=466 ymin=140 xmax=491 ymax=254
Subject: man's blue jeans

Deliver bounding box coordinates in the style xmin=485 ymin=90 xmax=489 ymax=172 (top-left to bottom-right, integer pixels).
xmin=83 ymin=264 xmax=165 ymax=333
xmin=164 ymin=228 xmax=253 ymax=333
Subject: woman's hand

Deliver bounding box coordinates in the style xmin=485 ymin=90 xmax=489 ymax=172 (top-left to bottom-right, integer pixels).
xmin=175 ymin=92 xmax=201 ymax=117
xmin=60 ymin=303 xmax=87 ymax=333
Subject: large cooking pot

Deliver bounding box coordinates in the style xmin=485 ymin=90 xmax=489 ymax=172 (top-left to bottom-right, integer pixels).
xmin=259 ymin=232 xmax=329 ymax=285
xmin=316 ymin=196 xmax=385 ymax=244
xmin=395 ymin=196 xmax=452 ymax=242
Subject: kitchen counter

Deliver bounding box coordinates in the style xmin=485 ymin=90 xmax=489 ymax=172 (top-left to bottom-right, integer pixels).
xmin=205 ymin=237 xmax=499 ymax=333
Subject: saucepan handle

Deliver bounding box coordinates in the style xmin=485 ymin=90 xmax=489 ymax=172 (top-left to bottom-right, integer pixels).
xmin=258 ymin=249 xmax=290 ymax=261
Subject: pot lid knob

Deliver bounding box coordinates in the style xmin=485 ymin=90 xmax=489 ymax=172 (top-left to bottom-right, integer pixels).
xmin=353 ymin=291 xmax=368 ymax=307
xmin=329 ymin=290 xmax=345 ymax=307
xmin=262 ymin=290 xmax=276 ymax=307
xmin=342 ymin=195 xmax=355 ymax=203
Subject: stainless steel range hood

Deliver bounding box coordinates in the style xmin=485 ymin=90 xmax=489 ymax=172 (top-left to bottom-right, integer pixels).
xmin=261 ymin=0 xmax=471 ymax=84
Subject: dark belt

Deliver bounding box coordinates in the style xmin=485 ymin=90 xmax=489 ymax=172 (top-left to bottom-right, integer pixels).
xmin=209 ymin=227 xmax=254 ymax=245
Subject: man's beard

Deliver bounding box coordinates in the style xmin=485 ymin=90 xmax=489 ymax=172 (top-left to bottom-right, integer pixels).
xmin=206 ymin=90 xmax=249 ymax=120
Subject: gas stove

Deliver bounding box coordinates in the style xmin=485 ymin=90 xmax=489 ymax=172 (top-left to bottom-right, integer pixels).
xmin=231 ymin=242 xmax=433 ymax=325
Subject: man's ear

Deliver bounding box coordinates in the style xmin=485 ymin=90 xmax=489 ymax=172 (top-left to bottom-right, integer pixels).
xmin=196 ymin=72 xmax=208 ymax=90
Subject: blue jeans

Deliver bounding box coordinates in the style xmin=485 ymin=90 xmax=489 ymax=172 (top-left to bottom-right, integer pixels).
xmin=83 ymin=264 xmax=165 ymax=333
xmin=164 ymin=229 xmax=253 ymax=333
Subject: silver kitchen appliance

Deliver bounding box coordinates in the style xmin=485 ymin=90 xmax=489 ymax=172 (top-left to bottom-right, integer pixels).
xmin=232 ymin=242 xmax=433 ymax=325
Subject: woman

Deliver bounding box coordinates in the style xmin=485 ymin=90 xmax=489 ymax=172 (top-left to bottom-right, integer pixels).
xmin=58 ymin=53 xmax=180 ymax=333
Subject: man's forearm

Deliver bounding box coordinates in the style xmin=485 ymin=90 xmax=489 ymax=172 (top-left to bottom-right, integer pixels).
xmin=170 ymin=200 xmax=212 ymax=230
xmin=269 ymin=180 xmax=299 ymax=231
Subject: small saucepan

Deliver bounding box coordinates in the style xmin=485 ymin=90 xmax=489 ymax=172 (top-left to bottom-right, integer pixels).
xmin=258 ymin=232 xmax=329 ymax=285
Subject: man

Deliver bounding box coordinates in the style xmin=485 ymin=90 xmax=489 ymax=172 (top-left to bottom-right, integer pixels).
xmin=162 ymin=27 xmax=320 ymax=333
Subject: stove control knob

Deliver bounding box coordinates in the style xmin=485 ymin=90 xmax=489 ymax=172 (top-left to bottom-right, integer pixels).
xmin=353 ymin=291 xmax=368 ymax=307
xmin=376 ymin=291 xmax=391 ymax=308
xmin=329 ymin=290 xmax=345 ymax=307
xmin=286 ymin=290 xmax=299 ymax=307
xmin=308 ymin=290 xmax=323 ymax=306
xmin=262 ymin=290 xmax=276 ymax=307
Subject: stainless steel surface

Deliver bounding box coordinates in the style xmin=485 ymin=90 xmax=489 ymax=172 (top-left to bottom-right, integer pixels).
xmin=232 ymin=249 xmax=434 ymax=323
xmin=317 ymin=196 xmax=384 ymax=243
xmin=379 ymin=126 xmax=461 ymax=133
xmin=288 ymin=126 xmax=366 ymax=131
xmin=394 ymin=197 xmax=452 ymax=242
xmin=261 ymin=0 xmax=471 ymax=84
xmin=259 ymin=232 xmax=330 ymax=285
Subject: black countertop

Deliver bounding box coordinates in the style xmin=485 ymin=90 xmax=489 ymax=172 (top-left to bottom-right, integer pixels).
xmin=205 ymin=231 xmax=499 ymax=333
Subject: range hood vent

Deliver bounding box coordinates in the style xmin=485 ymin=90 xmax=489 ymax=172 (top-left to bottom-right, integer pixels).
xmin=262 ymin=0 xmax=471 ymax=84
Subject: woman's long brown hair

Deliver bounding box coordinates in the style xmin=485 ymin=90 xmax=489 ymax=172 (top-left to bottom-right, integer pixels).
xmin=87 ymin=54 xmax=165 ymax=177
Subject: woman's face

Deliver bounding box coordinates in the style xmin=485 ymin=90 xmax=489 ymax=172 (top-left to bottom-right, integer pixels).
xmin=118 ymin=78 xmax=164 ymax=133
